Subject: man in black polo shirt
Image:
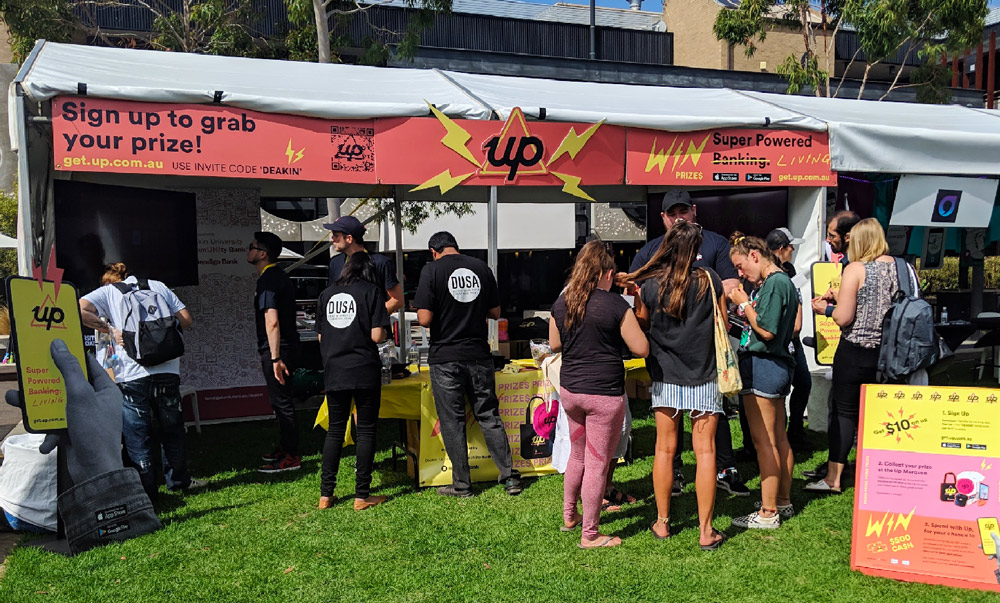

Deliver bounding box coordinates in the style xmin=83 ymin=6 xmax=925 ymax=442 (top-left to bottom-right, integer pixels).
xmin=248 ymin=231 xmax=301 ymax=473
xmin=414 ymin=231 xmax=521 ymax=497
xmin=628 ymin=190 xmax=749 ymax=498
xmin=325 ymin=215 xmax=404 ymax=314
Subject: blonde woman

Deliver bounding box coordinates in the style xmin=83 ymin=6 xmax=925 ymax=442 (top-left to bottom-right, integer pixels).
xmin=808 ymin=218 xmax=900 ymax=493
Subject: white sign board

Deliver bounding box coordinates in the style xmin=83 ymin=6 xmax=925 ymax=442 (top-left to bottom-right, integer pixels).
xmin=890 ymin=175 xmax=997 ymax=228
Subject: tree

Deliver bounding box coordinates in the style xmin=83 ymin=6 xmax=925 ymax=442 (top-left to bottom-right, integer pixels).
xmin=0 ymin=0 xmax=277 ymax=62
xmin=714 ymin=0 xmax=988 ymax=101
xmin=0 ymin=187 xmax=18 ymax=296
xmin=283 ymin=0 xmax=451 ymax=64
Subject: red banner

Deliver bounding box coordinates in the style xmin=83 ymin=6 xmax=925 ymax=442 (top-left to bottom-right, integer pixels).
xmin=51 ymin=97 xmax=377 ymax=183
xmin=375 ymin=108 xmax=625 ymax=200
xmin=626 ymin=128 xmax=834 ymax=187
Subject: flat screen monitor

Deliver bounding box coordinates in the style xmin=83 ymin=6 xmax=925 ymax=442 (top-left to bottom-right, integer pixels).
xmin=645 ymin=188 xmax=789 ymax=243
xmin=54 ymin=181 xmax=199 ymax=291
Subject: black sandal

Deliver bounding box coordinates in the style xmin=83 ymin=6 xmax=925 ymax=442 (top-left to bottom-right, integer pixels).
xmin=606 ymin=487 xmax=637 ymax=506
xmin=700 ymin=529 xmax=728 ymax=551
xmin=650 ymin=516 xmax=671 ymax=540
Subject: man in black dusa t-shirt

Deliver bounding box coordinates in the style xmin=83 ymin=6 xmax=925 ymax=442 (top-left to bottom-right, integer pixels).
xmin=414 ymin=232 xmax=522 ymax=498
xmin=248 ymin=231 xmax=301 ymax=474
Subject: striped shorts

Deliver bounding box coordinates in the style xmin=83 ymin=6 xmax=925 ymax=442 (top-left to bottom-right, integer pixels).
xmin=650 ymin=380 xmax=723 ymax=417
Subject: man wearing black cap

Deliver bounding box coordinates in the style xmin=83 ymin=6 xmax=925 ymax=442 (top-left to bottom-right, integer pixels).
xmin=414 ymin=231 xmax=521 ymax=497
xmin=627 ymin=189 xmax=749 ymax=498
xmin=248 ymin=231 xmax=301 ymax=473
xmin=324 ymin=215 xmax=404 ymax=314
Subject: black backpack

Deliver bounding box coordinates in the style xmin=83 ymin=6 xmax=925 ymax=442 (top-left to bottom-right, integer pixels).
xmin=112 ymin=279 xmax=185 ymax=366
xmin=877 ymin=258 xmax=945 ymax=382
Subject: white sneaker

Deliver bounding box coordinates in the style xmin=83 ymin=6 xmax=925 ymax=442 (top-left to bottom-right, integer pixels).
xmin=732 ymin=510 xmax=782 ymax=529
xmin=754 ymin=500 xmax=794 ymax=518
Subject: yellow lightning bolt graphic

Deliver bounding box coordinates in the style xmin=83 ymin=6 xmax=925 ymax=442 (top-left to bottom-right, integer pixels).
xmin=549 ymin=120 xmax=605 ymax=164
xmin=645 ymin=136 xmax=677 ymax=174
xmin=866 ymin=512 xmax=890 ymax=538
xmin=285 ymin=139 xmax=304 ymax=164
xmin=551 ymin=172 xmax=594 ymax=201
xmin=426 ymin=102 xmax=480 ymax=168
xmin=894 ymin=508 xmax=916 ymax=532
xmin=410 ymin=170 xmax=475 ymax=195
xmin=672 ymin=134 xmax=711 ymax=171
xmin=983 ymin=459 xmax=993 ymax=471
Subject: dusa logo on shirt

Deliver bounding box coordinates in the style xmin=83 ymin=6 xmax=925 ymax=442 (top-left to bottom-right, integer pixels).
xmin=326 ymin=293 xmax=357 ymax=328
xmin=448 ymin=268 xmax=481 ymax=303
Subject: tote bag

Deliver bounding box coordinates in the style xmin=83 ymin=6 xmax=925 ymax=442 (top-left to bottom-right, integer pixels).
xmin=705 ymin=271 xmax=743 ymax=396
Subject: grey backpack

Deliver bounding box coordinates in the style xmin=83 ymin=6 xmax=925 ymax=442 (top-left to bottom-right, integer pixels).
xmin=877 ymin=258 xmax=941 ymax=382
xmin=112 ymin=279 xmax=185 ymax=366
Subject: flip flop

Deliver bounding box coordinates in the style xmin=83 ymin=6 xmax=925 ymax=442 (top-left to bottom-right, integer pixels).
xmin=650 ymin=518 xmax=671 ymax=540
xmin=804 ymin=479 xmax=842 ymax=493
xmin=700 ymin=530 xmax=728 ymax=551
xmin=560 ymin=515 xmax=583 ymax=532
xmin=578 ymin=535 xmax=621 ymax=549
xmin=601 ymin=499 xmax=622 ymax=513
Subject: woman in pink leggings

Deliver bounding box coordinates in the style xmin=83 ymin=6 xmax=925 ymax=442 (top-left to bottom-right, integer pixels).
xmin=549 ymin=240 xmax=649 ymax=549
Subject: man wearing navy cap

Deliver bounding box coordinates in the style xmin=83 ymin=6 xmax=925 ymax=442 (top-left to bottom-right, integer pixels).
xmin=324 ymin=215 xmax=404 ymax=314
xmin=627 ymin=189 xmax=749 ymax=498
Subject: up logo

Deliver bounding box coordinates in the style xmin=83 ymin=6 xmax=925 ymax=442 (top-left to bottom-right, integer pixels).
xmin=326 ymin=293 xmax=357 ymax=328
xmin=448 ymin=268 xmax=481 ymax=303
xmin=29 ymin=295 xmax=67 ymax=331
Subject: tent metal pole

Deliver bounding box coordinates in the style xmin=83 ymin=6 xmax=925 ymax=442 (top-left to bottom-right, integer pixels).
xmin=488 ymin=186 xmax=499 ymax=352
xmin=393 ymin=194 xmax=407 ymax=363
xmin=14 ymin=88 xmax=33 ymax=275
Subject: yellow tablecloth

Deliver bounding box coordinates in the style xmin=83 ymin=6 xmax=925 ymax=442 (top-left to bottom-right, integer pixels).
xmin=377 ymin=358 xmax=650 ymax=421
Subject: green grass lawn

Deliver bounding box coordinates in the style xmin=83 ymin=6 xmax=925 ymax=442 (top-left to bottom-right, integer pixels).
xmin=2 ymin=398 xmax=999 ymax=603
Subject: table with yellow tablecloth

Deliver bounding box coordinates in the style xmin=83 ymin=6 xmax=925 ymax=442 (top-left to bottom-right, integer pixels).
xmin=315 ymin=358 xmax=650 ymax=488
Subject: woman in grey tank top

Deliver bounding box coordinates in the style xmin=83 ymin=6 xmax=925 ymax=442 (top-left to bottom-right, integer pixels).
xmin=808 ymin=219 xmax=900 ymax=493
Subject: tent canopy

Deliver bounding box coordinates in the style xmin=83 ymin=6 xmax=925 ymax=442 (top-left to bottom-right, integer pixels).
xmin=13 ymin=41 xmax=1000 ymax=176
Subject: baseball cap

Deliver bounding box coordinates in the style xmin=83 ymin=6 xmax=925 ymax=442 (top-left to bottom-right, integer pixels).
xmin=766 ymin=227 xmax=804 ymax=250
xmin=323 ymin=215 xmax=365 ymax=241
xmin=661 ymin=190 xmax=694 ymax=213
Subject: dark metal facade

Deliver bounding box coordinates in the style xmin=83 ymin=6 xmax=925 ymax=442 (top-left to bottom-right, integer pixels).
xmin=72 ymin=1 xmax=672 ymax=65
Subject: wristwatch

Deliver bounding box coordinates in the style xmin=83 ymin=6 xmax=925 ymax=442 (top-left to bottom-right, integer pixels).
xmin=824 ymin=304 xmax=835 ymax=317
xmin=738 ymin=301 xmax=750 ymax=313
xmin=271 ymin=357 xmax=282 ymax=363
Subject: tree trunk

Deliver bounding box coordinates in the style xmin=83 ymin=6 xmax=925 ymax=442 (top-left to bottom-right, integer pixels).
xmin=313 ymin=0 xmax=332 ymax=63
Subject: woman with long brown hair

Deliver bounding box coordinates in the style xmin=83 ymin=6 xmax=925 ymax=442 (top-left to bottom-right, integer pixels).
xmin=728 ymin=234 xmax=800 ymax=529
xmin=549 ymin=240 xmax=648 ymax=549
xmin=628 ymin=220 xmax=728 ymax=549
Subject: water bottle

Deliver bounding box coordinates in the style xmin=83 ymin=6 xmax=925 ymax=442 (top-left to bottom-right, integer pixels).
xmin=941 ymin=307 xmax=949 ymax=323
xmin=381 ymin=365 xmax=392 ymax=385
xmin=408 ymin=347 xmax=420 ymax=373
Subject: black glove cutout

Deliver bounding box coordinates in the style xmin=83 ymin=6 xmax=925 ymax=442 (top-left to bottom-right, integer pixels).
xmin=4 ymin=339 xmax=124 ymax=482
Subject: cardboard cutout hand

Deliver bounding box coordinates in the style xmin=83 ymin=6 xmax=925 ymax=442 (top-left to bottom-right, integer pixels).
xmin=5 ymin=340 xmax=123 ymax=482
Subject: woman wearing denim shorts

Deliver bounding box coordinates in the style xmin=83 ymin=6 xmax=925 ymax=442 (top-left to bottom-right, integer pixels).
xmin=727 ymin=233 xmax=801 ymax=529
xmin=627 ymin=220 xmax=728 ymax=550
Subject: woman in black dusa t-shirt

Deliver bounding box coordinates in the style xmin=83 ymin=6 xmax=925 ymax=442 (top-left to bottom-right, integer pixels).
xmin=315 ymin=252 xmax=390 ymax=511
xmin=550 ymin=240 xmax=648 ymax=549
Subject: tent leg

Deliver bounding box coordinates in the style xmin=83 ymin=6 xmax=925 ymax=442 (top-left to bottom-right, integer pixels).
xmin=488 ymin=186 xmax=498 ymax=352
xmin=14 ymin=89 xmax=33 ymax=275
xmin=393 ymin=195 xmax=406 ymax=363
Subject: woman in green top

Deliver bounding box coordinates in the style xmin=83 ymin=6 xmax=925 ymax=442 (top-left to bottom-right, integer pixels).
xmin=727 ymin=233 xmax=801 ymax=530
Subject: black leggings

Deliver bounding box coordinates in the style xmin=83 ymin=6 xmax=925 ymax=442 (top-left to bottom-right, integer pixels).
xmin=829 ymin=340 xmax=879 ymax=464
xmin=321 ymin=387 xmax=382 ymax=499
